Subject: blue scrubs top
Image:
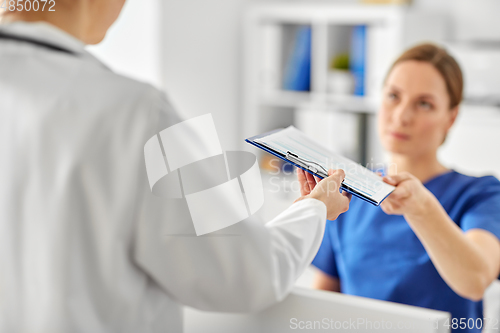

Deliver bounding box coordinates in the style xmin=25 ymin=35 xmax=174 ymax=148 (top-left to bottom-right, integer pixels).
xmin=312 ymin=170 xmax=500 ymax=332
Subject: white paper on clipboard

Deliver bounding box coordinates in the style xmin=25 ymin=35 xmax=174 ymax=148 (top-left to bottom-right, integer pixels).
xmin=254 ymin=126 xmax=395 ymax=205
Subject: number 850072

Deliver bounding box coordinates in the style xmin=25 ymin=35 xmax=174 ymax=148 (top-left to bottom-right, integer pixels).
xmin=1 ymin=0 xmax=56 ymax=12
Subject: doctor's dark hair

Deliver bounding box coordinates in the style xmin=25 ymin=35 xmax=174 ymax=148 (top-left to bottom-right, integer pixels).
xmin=385 ymin=43 xmax=464 ymax=109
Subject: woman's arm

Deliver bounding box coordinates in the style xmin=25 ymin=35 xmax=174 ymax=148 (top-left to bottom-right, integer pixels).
xmin=312 ymin=268 xmax=341 ymax=292
xmin=382 ymin=173 xmax=500 ymax=301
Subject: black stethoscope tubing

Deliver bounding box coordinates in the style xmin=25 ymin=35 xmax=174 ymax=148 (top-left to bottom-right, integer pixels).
xmin=0 ymin=31 xmax=75 ymax=55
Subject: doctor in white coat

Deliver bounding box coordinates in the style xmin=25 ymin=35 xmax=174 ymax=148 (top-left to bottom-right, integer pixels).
xmin=0 ymin=1 xmax=351 ymax=332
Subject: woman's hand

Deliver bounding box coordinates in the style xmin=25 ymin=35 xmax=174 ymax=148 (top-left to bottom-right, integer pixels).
xmin=296 ymin=168 xmax=352 ymax=220
xmin=381 ymin=172 xmax=435 ymax=218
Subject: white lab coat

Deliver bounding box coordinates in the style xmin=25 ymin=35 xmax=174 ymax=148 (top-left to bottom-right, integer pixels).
xmin=0 ymin=21 xmax=327 ymax=332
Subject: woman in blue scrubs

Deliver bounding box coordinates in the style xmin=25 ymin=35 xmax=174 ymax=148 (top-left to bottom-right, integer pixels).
xmin=302 ymin=44 xmax=500 ymax=332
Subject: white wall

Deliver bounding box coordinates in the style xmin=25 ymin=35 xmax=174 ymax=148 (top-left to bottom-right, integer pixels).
xmin=413 ymin=0 xmax=500 ymax=41
xmin=438 ymin=105 xmax=500 ymax=179
xmin=88 ymin=0 xmax=254 ymax=151
xmin=87 ymin=0 xmax=162 ymax=89
xmin=159 ymin=0 xmax=253 ymax=151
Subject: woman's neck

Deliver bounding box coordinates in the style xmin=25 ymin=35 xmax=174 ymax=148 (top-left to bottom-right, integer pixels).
xmin=0 ymin=4 xmax=89 ymax=43
xmin=388 ymin=152 xmax=450 ymax=184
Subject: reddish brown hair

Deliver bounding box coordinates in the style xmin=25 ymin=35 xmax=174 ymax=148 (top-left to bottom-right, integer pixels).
xmin=386 ymin=43 xmax=463 ymax=109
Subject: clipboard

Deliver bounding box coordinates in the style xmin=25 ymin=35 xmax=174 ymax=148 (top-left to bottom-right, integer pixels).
xmin=246 ymin=126 xmax=395 ymax=206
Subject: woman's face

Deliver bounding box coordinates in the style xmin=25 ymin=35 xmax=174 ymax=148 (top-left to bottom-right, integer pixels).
xmin=377 ymin=60 xmax=458 ymax=159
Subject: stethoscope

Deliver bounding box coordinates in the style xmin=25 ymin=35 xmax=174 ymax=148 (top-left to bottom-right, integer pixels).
xmin=0 ymin=31 xmax=76 ymax=55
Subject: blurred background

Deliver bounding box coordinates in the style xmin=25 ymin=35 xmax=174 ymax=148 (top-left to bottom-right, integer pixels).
xmin=87 ymin=1 xmax=500 ymax=330
xmin=88 ymin=0 xmax=500 ymax=221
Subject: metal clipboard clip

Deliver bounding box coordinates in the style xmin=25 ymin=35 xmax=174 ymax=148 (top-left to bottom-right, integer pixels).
xmin=286 ymin=151 xmax=329 ymax=178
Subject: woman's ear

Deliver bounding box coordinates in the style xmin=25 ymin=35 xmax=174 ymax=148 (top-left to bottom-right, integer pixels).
xmin=447 ymin=106 xmax=459 ymax=131
xmin=441 ymin=106 xmax=459 ymax=146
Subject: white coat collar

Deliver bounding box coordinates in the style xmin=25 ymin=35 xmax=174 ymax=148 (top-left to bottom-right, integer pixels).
xmin=0 ymin=21 xmax=109 ymax=69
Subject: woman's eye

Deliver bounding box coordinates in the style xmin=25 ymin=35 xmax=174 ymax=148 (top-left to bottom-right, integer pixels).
xmin=418 ymin=101 xmax=433 ymax=110
xmin=387 ymin=93 xmax=398 ymax=101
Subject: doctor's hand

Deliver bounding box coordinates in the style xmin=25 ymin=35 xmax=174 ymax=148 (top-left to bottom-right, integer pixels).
xmin=381 ymin=172 xmax=436 ymax=218
xmin=296 ymin=169 xmax=351 ymax=220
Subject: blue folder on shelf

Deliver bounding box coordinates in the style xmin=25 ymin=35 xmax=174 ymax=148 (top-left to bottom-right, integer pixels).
xmin=246 ymin=126 xmax=395 ymax=206
xmin=350 ymin=25 xmax=366 ymax=96
xmin=283 ymin=26 xmax=312 ymax=91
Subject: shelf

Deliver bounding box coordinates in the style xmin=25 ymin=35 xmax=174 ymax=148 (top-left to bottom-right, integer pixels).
xmin=248 ymin=3 xmax=406 ymax=26
xmin=259 ymin=90 xmax=378 ymax=113
xmin=242 ymin=2 xmax=447 ymax=164
xmin=462 ymin=97 xmax=500 ymax=108
xmin=260 ymin=91 xmax=311 ymax=108
xmin=321 ymin=94 xmax=378 ymax=113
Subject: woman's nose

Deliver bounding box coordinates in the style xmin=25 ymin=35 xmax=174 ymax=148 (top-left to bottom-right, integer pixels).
xmin=392 ymin=101 xmax=413 ymax=126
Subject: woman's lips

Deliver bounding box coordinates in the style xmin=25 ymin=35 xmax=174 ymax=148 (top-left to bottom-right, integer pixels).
xmin=390 ymin=131 xmax=410 ymax=140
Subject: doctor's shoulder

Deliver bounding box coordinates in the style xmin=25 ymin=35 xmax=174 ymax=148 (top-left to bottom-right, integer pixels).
xmin=73 ymin=63 xmax=180 ymax=132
